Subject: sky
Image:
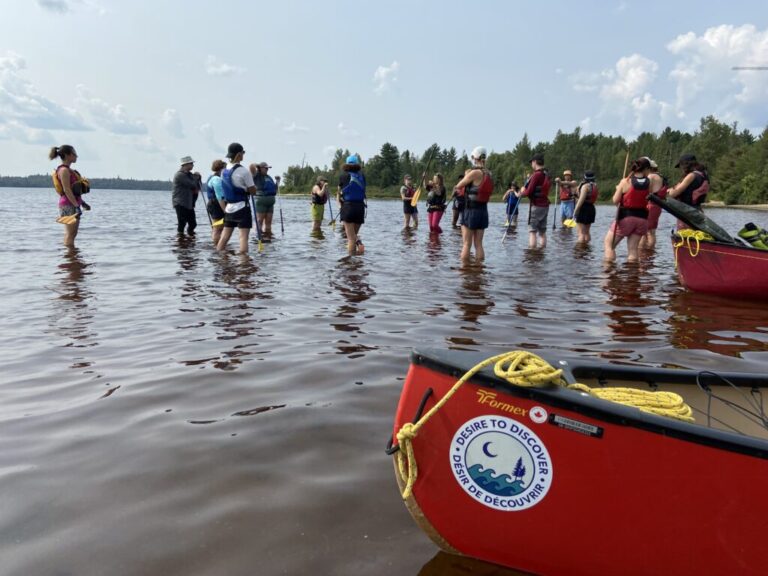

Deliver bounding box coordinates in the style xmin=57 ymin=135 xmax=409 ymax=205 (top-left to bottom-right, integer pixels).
xmin=1 ymin=0 xmax=767 ymax=180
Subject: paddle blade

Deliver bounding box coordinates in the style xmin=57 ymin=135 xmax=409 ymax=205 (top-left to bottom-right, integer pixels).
xmin=563 ymin=218 xmax=576 ymax=228
xmin=212 ymin=218 xmax=224 ymax=227
xmin=258 ymin=240 xmax=263 ymax=253
xmin=56 ymin=215 xmax=78 ymax=225
xmin=410 ymin=190 xmax=421 ymax=207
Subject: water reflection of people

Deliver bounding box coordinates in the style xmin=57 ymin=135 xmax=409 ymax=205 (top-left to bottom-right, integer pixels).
xmin=330 ymin=257 xmax=376 ymax=355
xmin=455 ymin=263 xmax=494 ymax=325
xmin=51 ymin=248 xmax=96 ymax=367
xmin=665 ymin=289 xmax=768 ymax=357
xmin=600 ymin=263 xmax=658 ymax=341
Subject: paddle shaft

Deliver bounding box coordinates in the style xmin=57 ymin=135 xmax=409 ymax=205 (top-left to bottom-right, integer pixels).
xmin=552 ymin=182 xmax=559 ymax=230
xmin=276 ymin=176 xmax=284 ymax=236
xmin=611 ymin=149 xmax=631 ymax=250
xmin=410 ymin=146 xmax=438 ymax=207
xmin=250 ymin=193 xmax=264 ymax=249
xmin=325 ymin=183 xmax=335 ymax=225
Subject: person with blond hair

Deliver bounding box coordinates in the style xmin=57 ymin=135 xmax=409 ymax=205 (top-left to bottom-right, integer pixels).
xmin=455 ymin=147 xmax=494 ymax=261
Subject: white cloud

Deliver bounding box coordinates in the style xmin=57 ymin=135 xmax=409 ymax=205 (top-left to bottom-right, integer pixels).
xmin=373 ymin=60 xmax=399 ymax=94
xmin=0 ymin=51 xmax=88 ymax=131
xmin=600 ymin=54 xmax=658 ymax=101
xmin=322 ymin=145 xmax=338 ymax=157
xmin=75 ymin=85 xmax=146 ymax=134
xmin=162 ymin=108 xmax=184 ymax=138
xmin=205 ymin=55 xmax=245 ymax=77
xmin=337 ymin=122 xmax=359 ymax=137
xmin=666 ymin=24 xmax=768 ymax=127
xmin=135 ymin=136 xmax=174 ymax=162
xmin=37 ymin=0 xmax=69 ymax=12
xmin=282 ymin=121 xmax=309 ymax=133
xmin=199 ymin=123 xmax=222 ymax=153
xmin=0 ymin=120 xmax=55 ymax=145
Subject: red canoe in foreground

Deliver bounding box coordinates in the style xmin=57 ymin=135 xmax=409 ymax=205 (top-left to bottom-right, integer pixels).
xmin=674 ymin=233 xmax=768 ymax=300
xmin=389 ymin=349 xmax=768 ymax=576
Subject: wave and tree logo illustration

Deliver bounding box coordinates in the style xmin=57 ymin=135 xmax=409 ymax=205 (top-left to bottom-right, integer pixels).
xmin=467 ymin=457 xmax=527 ymax=496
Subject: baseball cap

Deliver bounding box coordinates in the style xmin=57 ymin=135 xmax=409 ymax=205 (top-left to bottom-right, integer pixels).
xmin=257 ymin=162 xmax=271 ymax=169
xmin=675 ymin=153 xmax=696 ymax=168
xmin=530 ymin=153 xmax=545 ymax=164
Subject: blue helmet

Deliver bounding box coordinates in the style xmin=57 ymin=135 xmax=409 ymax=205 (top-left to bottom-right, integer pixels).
xmin=346 ymin=154 xmax=360 ymax=165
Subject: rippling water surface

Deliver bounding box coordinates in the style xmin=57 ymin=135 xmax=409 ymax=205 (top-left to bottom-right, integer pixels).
xmin=1 ymin=188 xmax=767 ymax=575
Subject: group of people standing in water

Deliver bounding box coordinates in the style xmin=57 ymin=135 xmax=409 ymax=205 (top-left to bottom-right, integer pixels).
xmin=50 ymin=142 xmax=710 ymax=263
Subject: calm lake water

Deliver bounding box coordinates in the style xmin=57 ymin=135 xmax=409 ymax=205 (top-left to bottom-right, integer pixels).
xmin=1 ymin=188 xmax=767 ymax=575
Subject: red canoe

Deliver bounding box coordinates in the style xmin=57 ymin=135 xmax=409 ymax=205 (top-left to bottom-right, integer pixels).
xmin=674 ymin=234 xmax=768 ymax=300
xmin=389 ymin=349 xmax=768 ymax=576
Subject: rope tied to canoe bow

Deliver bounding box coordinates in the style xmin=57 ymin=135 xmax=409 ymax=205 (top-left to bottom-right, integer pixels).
xmin=394 ymin=350 xmax=694 ymax=499
xmin=674 ymin=229 xmax=713 ymax=267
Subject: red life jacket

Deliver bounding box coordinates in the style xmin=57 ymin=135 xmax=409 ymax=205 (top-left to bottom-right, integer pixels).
xmin=621 ymin=175 xmax=650 ymax=210
xmin=475 ymin=170 xmax=494 ymax=202
xmin=581 ymin=182 xmax=598 ymax=204
xmin=559 ymin=182 xmax=574 ymax=201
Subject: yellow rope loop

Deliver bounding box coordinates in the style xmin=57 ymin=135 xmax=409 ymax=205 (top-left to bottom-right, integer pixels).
xmin=567 ymin=384 xmax=694 ymax=422
xmin=493 ymin=351 xmax=565 ymax=387
xmin=674 ymin=229 xmax=714 ymax=258
xmin=392 ymin=351 xmax=695 ymax=499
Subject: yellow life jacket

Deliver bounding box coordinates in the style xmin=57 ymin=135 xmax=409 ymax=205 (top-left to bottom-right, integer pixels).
xmin=52 ymin=166 xmax=90 ymax=196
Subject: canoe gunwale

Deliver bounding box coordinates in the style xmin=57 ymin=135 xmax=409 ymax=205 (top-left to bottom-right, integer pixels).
xmin=411 ymin=349 xmax=768 ymax=459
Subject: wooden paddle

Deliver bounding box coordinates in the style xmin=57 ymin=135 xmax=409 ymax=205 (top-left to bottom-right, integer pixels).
xmin=326 ymin=183 xmax=336 ymax=229
xmin=410 ymin=146 xmax=438 ymax=207
xmin=56 ymin=213 xmax=78 ymax=225
xmin=249 ymin=194 xmax=264 ymax=252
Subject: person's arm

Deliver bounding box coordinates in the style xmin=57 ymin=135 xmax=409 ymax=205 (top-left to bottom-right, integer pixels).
xmin=574 ymin=184 xmax=587 ymax=215
xmin=58 ymin=167 xmax=79 ymax=207
xmin=649 ymin=173 xmax=662 ymax=195
xmin=612 ymin=178 xmax=628 ymax=205
xmin=455 ymin=168 xmax=481 ymax=190
xmin=521 ymin=171 xmax=542 ymax=198
xmin=502 ymin=189 xmax=511 ymax=201
xmin=667 ymin=173 xmax=695 ymax=198
xmin=400 ymin=186 xmax=407 ymax=201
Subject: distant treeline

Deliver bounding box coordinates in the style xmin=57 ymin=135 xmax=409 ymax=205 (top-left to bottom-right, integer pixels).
xmin=281 ymin=116 xmax=768 ymax=205
xmin=0 ymin=174 xmax=171 ymax=191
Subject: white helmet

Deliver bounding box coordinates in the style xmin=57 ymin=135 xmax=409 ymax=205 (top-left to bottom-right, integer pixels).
xmin=471 ymin=146 xmax=487 ymax=160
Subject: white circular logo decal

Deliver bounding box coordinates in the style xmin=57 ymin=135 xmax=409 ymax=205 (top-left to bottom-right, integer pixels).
xmin=450 ymin=415 xmax=553 ymax=511
xmin=529 ymin=406 xmax=548 ymax=424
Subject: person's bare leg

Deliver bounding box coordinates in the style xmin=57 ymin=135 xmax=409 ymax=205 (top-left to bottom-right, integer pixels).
xmin=238 ymin=228 xmax=250 ymax=253
xmin=604 ymin=230 xmax=619 ymax=262
xmin=461 ymin=226 xmax=472 ymax=261
xmin=475 ymin=230 xmax=485 ymax=261
xmin=63 ymin=220 xmax=79 ymax=247
xmin=539 ymin=231 xmax=547 ymax=249
xmin=217 ymin=227 xmax=234 ymax=251
xmin=627 ymin=234 xmax=642 ymax=262
xmin=344 ymin=222 xmax=357 ymax=255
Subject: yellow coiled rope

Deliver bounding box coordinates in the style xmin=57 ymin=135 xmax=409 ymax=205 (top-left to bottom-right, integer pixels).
xmin=395 ymin=350 xmax=693 ymax=499
xmin=674 ymin=229 xmax=713 ymax=267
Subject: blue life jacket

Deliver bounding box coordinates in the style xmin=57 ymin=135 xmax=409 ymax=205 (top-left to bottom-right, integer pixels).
xmin=342 ymin=172 xmax=366 ymax=202
xmin=258 ymin=175 xmax=277 ymax=197
xmin=205 ymin=175 xmax=218 ymax=203
xmin=221 ymin=165 xmax=246 ymax=203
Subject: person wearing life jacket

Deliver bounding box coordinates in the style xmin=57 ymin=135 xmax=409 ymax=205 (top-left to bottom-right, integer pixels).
xmin=337 ymin=154 xmax=366 ymax=255
xmin=216 ymin=142 xmax=259 ymax=254
xmin=400 ymin=174 xmax=419 ymax=230
xmin=573 ymin=170 xmax=599 ymax=244
xmin=501 ymin=182 xmax=521 ymax=228
xmin=521 ymin=153 xmax=551 ymax=249
xmin=604 ymin=157 xmax=662 ymax=262
xmin=668 ymin=153 xmax=710 ymax=228
xmin=555 ymin=169 xmax=578 ymax=223
xmin=50 ymin=144 xmax=89 ymax=247
xmin=640 ymin=159 xmax=668 ymax=249
xmin=310 ymin=177 xmax=329 ymax=232
xmin=455 ymin=146 xmax=494 ymax=261
xmin=451 ymin=172 xmax=467 ymax=229
xmin=172 ymin=156 xmax=200 ymax=237
xmin=425 ymin=173 xmax=447 ymax=234
xmin=251 ymin=161 xmax=279 ymax=238
xmin=205 ymin=159 xmax=227 ymax=244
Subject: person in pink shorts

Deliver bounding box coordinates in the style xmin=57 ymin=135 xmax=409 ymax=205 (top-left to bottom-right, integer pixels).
xmin=604 ymin=157 xmax=662 ymax=263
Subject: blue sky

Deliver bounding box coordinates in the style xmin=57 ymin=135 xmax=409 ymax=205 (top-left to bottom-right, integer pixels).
xmin=1 ymin=0 xmax=766 ymax=179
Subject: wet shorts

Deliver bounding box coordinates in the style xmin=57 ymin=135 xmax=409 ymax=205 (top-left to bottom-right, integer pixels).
xmin=403 ymin=200 xmax=418 ymax=215
xmin=575 ymin=203 xmax=596 ymax=225
xmin=611 ymin=215 xmax=648 ymax=238
xmin=340 ymin=201 xmax=365 ymax=224
xmin=255 ymin=196 xmax=276 ymax=214
xmin=310 ymin=203 xmax=325 ymax=221
xmin=207 ymin=199 xmax=225 ymax=221
xmin=528 ymin=205 xmax=549 ymax=234
xmin=59 ymin=204 xmax=80 ymax=218
xmin=223 ymin=205 xmax=252 ymax=229
xmin=460 ymin=203 xmax=489 ymax=230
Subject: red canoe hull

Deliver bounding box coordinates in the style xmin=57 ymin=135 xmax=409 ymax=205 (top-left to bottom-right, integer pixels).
xmin=393 ymin=354 xmax=768 ymax=576
xmin=675 ymin=239 xmax=768 ymax=299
